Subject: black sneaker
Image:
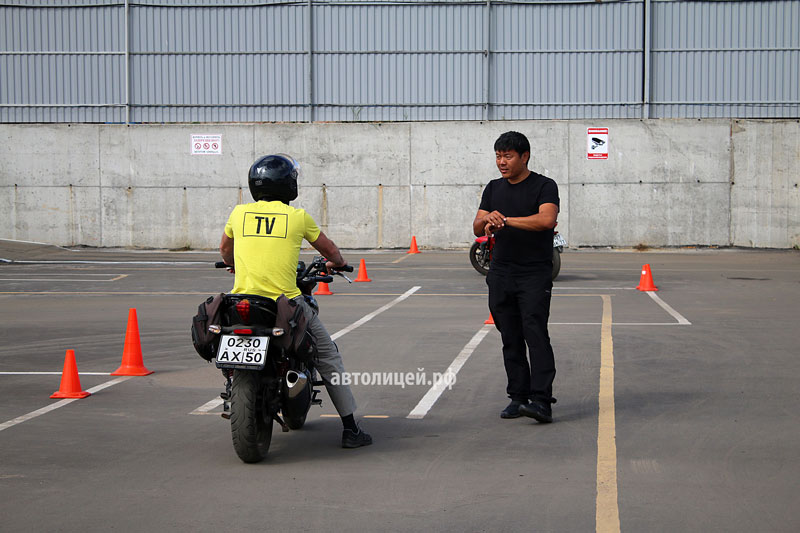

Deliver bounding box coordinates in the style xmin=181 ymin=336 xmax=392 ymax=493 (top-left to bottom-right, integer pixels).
xmin=342 ymin=426 xmax=373 ymax=448
xmin=518 ymin=399 xmax=554 ymax=423
xmin=500 ymin=400 xmax=527 ymax=419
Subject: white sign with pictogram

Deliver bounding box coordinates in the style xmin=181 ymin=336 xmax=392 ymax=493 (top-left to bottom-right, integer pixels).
xmin=191 ymin=134 xmax=222 ymax=155
xmin=587 ymin=128 xmax=608 ymax=160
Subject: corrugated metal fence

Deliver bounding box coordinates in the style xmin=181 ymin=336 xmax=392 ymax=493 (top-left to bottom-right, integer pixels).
xmin=1 ymin=0 xmax=798 ymax=123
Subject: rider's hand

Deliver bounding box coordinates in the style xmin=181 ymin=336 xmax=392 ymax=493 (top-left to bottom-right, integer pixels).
xmin=325 ymin=260 xmax=347 ymax=273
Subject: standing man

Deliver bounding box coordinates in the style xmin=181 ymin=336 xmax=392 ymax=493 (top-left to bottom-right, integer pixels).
xmin=221 ymin=153 xmax=372 ymax=448
xmin=472 ymin=131 xmax=560 ymax=423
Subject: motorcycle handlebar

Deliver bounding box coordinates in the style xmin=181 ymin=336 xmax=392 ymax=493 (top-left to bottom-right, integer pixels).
xmin=215 ymin=258 xmax=340 ymax=283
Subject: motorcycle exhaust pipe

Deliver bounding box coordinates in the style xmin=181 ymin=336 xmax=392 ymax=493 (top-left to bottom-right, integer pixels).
xmin=285 ymin=370 xmax=308 ymax=398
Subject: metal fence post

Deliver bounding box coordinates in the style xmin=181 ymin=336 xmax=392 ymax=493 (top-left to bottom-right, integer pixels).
xmin=483 ymin=0 xmax=491 ymax=121
xmin=307 ymin=0 xmax=314 ymax=123
xmin=124 ymin=0 xmax=130 ymax=125
xmin=642 ymin=0 xmax=651 ymax=119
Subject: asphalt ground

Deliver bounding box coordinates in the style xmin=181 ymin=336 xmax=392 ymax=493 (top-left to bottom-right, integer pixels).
xmin=0 ymin=240 xmax=798 ymax=532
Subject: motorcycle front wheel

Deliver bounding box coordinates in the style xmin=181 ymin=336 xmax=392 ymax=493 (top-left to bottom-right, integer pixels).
xmin=230 ymin=370 xmax=273 ymax=463
xmin=469 ymin=241 xmax=490 ymax=276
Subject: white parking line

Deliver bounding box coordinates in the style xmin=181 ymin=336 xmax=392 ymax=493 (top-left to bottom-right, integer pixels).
xmin=190 ymin=398 xmax=224 ymax=415
xmin=407 ymin=324 xmax=493 ymax=420
xmin=0 ymin=377 xmax=131 ymax=433
xmin=331 ymin=286 xmax=421 ymax=340
xmin=4 ymin=260 xmax=209 ymax=265
xmin=190 ymin=286 xmax=422 ymax=414
xmin=0 ymin=372 xmax=110 ymax=375
xmin=646 ymin=291 xmax=692 ymax=325
xmin=0 ymin=277 xmax=126 ymax=282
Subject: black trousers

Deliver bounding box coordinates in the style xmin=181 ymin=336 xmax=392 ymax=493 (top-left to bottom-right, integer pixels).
xmin=486 ymin=269 xmax=556 ymax=403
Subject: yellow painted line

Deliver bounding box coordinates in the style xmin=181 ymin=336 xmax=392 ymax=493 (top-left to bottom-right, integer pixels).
xmin=373 ymin=266 xmax=475 ymax=270
xmin=323 ymin=293 xmax=608 ymax=297
xmin=0 ymin=273 xmax=122 ymax=276
xmin=391 ymin=254 xmax=412 ymax=264
xmin=596 ymin=295 xmax=621 ymax=533
xmin=320 ymin=414 xmax=388 ymax=419
xmin=0 ymin=291 xmax=214 ymax=295
xmin=0 ymin=291 xmax=605 ymax=297
xmin=0 ymin=274 xmax=128 ymax=282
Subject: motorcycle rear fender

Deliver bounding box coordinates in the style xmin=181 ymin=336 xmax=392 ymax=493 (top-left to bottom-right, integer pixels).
xmin=475 ymin=236 xmax=489 ymax=244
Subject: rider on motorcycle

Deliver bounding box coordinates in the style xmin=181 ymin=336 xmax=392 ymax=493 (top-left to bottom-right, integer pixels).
xmin=219 ymin=154 xmax=372 ymax=449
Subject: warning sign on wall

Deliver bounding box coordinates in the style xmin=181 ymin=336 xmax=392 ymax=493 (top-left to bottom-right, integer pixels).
xmin=191 ymin=134 xmax=222 ymax=155
xmin=587 ymin=128 xmax=608 ymax=160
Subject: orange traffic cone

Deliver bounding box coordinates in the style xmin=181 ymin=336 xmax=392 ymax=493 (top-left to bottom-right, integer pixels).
xmin=636 ymin=264 xmax=659 ymax=291
xmin=51 ymin=349 xmax=91 ymax=399
xmin=354 ymin=259 xmax=372 ymax=282
xmin=407 ymin=236 xmax=421 ymax=254
xmin=111 ymin=308 xmax=154 ymax=376
xmin=484 ymin=314 xmax=495 ymax=325
xmin=314 ymin=282 xmax=333 ymax=295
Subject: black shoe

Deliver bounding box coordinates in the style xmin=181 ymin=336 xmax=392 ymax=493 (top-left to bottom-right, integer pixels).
xmin=500 ymin=400 xmax=527 ymax=419
xmin=518 ymin=399 xmax=554 ymax=423
xmin=342 ymin=426 xmax=373 ymax=448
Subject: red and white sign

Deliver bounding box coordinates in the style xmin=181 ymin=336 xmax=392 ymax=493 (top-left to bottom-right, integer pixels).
xmin=191 ymin=134 xmax=222 ymax=155
xmin=587 ymin=128 xmax=608 ymax=160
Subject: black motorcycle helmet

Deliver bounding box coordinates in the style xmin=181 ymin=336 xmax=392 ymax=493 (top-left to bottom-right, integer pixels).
xmin=248 ymin=154 xmax=299 ymax=203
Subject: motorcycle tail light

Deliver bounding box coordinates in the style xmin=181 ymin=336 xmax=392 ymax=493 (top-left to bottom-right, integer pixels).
xmin=236 ymin=299 xmax=251 ymax=323
xmin=233 ymin=328 xmax=253 ymax=335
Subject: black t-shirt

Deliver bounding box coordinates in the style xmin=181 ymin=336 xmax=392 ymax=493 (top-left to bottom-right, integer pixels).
xmin=478 ymin=171 xmax=560 ymax=273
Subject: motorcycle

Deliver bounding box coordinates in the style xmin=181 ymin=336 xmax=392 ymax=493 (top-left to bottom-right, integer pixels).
xmin=209 ymin=257 xmax=353 ymax=463
xmin=469 ymin=230 xmax=567 ymax=280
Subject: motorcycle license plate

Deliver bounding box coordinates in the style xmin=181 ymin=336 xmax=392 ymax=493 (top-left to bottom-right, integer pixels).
xmin=215 ymin=335 xmax=269 ymax=369
xmin=553 ymin=234 xmax=567 ymax=248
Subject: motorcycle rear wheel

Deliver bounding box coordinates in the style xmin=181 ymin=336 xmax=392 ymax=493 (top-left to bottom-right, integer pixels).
xmin=230 ymin=370 xmax=273 ymax=463
xmin=552 ymin=248 xmax=561 ymax=281
xmin=469 ymin=241 xmax=490 ymax=276
xmin=470 ymin=241 xmax=562 ymax=280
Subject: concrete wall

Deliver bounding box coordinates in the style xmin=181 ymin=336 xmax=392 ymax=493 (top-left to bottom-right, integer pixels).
xmin=1 ymin=120 xmax=798 ymax=250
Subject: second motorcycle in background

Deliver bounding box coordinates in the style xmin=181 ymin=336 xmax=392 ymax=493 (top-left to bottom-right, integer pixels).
xmin=469 ymin=230 xmax=567 ymax=280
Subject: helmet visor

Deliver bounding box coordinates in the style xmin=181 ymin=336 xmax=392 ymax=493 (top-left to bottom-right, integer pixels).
xmin=274 ymin=153 xmax=300 ymax=179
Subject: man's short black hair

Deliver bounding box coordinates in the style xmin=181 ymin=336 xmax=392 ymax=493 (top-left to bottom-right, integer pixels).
xmin=494 ymin=131 xmax=530 ymax=157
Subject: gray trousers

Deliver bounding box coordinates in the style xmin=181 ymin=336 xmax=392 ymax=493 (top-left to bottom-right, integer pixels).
xmin=294 ymin=296 xmax=357 ymax=417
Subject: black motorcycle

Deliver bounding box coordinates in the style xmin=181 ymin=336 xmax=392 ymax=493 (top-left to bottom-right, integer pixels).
xmin=208 ymin=257 xmax=352 ymax=463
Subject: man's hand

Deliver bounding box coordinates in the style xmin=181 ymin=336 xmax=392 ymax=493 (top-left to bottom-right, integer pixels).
xmin=484 ymin=210 xmax=507 ymax=229
xmin=472 ymin=209 xmax=506 ymax=237
xmin=484 ymin=222 xmax=502 ymax=236
xmin=310 ymin=231 xmax=347 ymax=272
xmin=325 ymin=260 xmax=348 ymax=273
xmin=483 ymin=210 xmax=507 ymax=235
xmin=473 ymin=209 xmax=506 ymax=237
